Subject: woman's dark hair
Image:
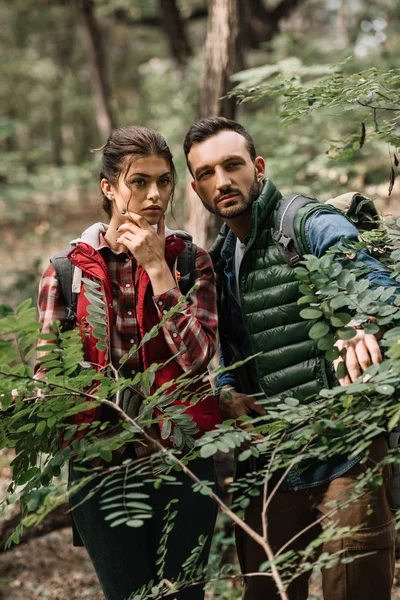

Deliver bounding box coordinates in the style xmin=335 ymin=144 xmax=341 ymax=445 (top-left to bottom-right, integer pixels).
xmin=183 ymin=117 xmax=257 ymax=176
xmin=94 ymin=126 xmax=177 ymax=218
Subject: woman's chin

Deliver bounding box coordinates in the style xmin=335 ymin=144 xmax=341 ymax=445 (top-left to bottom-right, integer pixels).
xmin=142 ymin=212 xmax=163 ymax=225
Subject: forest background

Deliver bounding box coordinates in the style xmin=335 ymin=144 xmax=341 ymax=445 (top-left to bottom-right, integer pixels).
xmin=0 ymin=0 xmax=399 ymax=598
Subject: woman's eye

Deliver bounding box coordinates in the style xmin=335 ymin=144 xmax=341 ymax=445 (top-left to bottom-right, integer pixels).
xmin=132 ymin=179 xmax=146 ymax=187
xmin=159 ymin=178 xmax=171 ymax=186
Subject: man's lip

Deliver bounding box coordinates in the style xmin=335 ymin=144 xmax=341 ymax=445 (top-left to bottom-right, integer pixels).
xmin=218 ymin=192 xmax=240 ymax=203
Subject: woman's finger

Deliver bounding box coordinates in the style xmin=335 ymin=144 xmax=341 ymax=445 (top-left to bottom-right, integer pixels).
xmin=157 ymin=216 xmax=165 ymax=239
xmin=126 ymin=212 xmax=153 ymax=230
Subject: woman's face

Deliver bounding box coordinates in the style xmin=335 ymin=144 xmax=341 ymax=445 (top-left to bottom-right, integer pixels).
xmin=106 ymin=155 xmax=173 ymax=225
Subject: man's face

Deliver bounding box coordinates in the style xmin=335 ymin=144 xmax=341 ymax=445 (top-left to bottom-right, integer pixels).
xmin=188 ymin=130 xmax=265 ymax=220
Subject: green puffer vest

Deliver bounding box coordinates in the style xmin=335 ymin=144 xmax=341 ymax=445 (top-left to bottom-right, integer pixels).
xmin=210 ymin=179 xmax=337 ymax=403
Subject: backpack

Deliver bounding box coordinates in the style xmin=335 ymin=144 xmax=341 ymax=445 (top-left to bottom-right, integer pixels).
xmin=273 ymin=193 xmax=400 ymax=508
xmin=272 ymin=192 xmax=384 ymax=267
xmin=50 ymin=230 xmax=198 ymax=332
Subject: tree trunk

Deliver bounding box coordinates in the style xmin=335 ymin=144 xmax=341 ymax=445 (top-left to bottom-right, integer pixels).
xmin=158 ymin=0 xmax=192 ymax=66
xmin=246 ymin=0 xmax=305 ymax=47
xmin=185 ymin=0 xmax=245 ymax=249
xmin=198 ymin=0 xmax=244 ymax=120
xmin=77 ymin=0 xmax=115 ymax=141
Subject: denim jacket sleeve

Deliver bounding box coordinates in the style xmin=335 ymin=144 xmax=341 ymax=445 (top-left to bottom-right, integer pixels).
xmin=305 ymin=209 xmax=399 ymax=290
xmin=216 ymin=347 xmax=237 ymax=390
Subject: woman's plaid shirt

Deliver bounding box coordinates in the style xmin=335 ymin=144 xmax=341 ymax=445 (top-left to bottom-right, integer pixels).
xmin=36 ymin=235 xmax=218 ymax=378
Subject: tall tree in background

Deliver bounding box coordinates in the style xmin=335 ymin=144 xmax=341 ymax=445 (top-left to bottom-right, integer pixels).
xmin=159 ymin=0 xmax=193 ymax=66
xmin=77 ymin=0 xmax=115 ymax=140
xmin=185 ymin=0 xmax=245 ymax=249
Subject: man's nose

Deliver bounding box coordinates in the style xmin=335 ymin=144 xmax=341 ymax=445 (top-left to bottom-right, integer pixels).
xmin=215 ymin=168 xmax=231 ymax=191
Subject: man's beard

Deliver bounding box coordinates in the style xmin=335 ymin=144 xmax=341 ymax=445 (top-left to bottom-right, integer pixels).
xmin=201 ymin=173 xmax=260 ymax=219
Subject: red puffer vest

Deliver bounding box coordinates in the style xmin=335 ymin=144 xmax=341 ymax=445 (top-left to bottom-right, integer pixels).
xmin=67 ymin=236 xmax=221 ymax=444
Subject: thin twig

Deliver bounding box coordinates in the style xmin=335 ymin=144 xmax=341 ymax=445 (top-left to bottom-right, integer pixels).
xmin=98 ymin=398 xmax=290 ymax=600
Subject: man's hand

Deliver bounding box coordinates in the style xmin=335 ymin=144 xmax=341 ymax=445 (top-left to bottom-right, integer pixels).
xmin=333 ymin=330 xmax=382 ymax=386
xmin=219 ymin=386 xmax=265 ymax=421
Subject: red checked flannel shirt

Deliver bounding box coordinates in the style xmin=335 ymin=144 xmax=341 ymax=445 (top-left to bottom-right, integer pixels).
xmin=36 ymin=232 xmax=218 ymax=378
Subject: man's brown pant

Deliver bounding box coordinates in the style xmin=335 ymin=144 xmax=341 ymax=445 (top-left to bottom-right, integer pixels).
xmin=235 ymin=436 xmax=396 ymax=600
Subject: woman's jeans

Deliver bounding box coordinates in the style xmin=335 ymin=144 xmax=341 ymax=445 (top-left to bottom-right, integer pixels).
xmin=69 ymin=451 xmax=217 ymax=600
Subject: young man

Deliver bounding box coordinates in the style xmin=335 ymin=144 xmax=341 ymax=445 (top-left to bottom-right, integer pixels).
xmin=183 ymin=117 xmax=397 ymax=600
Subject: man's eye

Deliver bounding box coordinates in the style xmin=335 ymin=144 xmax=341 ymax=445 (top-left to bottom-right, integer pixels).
xmin=226 ymin=162 xmax=241 ymax=169
xmin=198 ymin=170 xmax=212 ymax=180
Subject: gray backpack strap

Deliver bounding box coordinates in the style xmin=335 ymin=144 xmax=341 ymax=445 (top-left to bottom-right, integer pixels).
xmin=173 ymin=231 xmax=200 ymax=295
xmin=50 ymin=250 xmax=78 ymax=332
xmin=272 ymin=194 xmax=317 ymax=266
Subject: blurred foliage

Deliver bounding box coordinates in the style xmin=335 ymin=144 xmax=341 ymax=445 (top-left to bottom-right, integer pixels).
xmin=0 ymin=225 xmax=399 ymax=596
xmin=1 ymin=0 xmax=400 ymax=308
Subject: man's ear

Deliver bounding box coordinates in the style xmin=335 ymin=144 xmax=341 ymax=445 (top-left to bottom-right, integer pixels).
xmin=191 ymin=180 xmax=198 ymax=195
xmin=255 ymin=157 xmax=265 ymax=181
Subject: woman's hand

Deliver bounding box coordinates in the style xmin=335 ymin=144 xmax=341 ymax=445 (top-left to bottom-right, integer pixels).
xmin=333 ymin=330 xmax=382 ymax=386
xmin=117 ymin=213 xmax=176 ymax=295
xmin=117 ymin=213 xmax=166 ymax=271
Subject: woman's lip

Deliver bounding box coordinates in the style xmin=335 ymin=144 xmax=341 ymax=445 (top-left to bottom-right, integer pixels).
xmin=143 ymin=206 xmax=162 ymax=211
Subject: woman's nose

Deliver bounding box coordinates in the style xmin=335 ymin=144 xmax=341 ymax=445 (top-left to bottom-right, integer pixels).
xmin=147 ymin=182 xmax=160 ymax=200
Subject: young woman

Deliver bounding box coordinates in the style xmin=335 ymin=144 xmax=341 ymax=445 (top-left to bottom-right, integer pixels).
xmin=36 ymin=126 xmax=221 ymax=600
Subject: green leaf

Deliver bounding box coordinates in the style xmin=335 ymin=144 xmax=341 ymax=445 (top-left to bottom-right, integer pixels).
xmin=337 ymin=327 xmax=356 ymax=340
xmin=173 ymin=426 xmax=183 ymax=448
xmin=330 ymin=313 xmax=351 ymax=327
xmin=297 ymin=295 xmax=318 ymax=305
xmin=200 ymin=443 xmax=218 ymax=458
xmin=330 ymin=294 xmax=349 ymax=310
xmin=238 ymin=449 xmax=252 ymax=462
xmin=125 ymin=519 xmax=144 ymax=528
xmin=300 ymin=308 xmax=323 ymax=320
xmin=364 ymin=323 xmax=380 ymax=335
xmin=305 ymin=257 xmax=321 ymax=272
xmin=309 ymin=321 xmax=330 ymax=339
xmin=375 ymin=384 xmax=395 ymax=396
xmin=284 ymin=397 xmax=299 ymax=407
xmin=160 ymin=419 xmax=172 ymax=440
xmin=335 ymin=362 xmax=348 ymax=380
xmin=317 ymin=334 xmax=335 ymax=351
xmin=35 ymin=421 xmax=46 ymax=436
xmin=325 ymin=347 xmax=340 ymax=361
xmin=96 ymin=340 xmax=108 ymax=351
xmin=337 ymin=270 xmax=354 ymax=288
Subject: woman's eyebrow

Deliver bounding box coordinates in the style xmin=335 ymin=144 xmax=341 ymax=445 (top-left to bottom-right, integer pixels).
xmin=129 ymin=171 xmax=171 ymax=178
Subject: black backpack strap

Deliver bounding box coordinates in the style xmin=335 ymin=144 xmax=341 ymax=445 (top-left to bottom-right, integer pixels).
xmin=173 ymin=230 xmax=200 ymax=295
xmin=50 ymin=250 xmax=78 ymax=331
xmin=272 ymin=194 xmax=317 ymax=266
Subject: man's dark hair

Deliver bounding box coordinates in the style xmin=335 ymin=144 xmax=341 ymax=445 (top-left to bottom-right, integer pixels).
xmin=183 ymin=117 xmax=257 ymax=175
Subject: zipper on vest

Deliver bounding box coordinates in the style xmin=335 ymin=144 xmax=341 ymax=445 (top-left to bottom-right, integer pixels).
xmin=237 ymin=212 xmax=262 ymax=386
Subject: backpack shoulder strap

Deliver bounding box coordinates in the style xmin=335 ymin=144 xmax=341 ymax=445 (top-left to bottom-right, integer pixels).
xmin=272 ymin=194 xmax=317 ymax=266
xmin=50 ymin=250 xmax=78 ymax=331
xmin=173 ymin=231 xmax=200 ymax=295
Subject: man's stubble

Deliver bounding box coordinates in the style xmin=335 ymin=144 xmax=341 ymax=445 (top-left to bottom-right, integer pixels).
xmin=200 ymin=171 xmax=261 ymax=220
